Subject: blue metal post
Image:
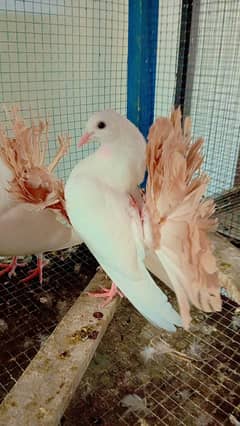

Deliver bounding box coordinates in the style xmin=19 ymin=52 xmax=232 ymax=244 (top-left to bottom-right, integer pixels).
xmin=127 ymin=0 xmax=159 ymax=136
xmin=127 ymin=0 xmax=159 ymax=187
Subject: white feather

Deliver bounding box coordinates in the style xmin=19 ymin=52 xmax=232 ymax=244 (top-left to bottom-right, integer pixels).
xmin=120 ymin=394 xmax=148 ymax=415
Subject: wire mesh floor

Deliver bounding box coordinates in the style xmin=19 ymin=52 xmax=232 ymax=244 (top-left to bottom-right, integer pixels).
xmin=0 ymin=244 xmax=98 ymax=403
xmin=62 ymin=286 xmax=240 ymax=426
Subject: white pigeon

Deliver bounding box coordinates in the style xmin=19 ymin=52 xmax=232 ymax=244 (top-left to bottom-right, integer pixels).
xmin=0 ymin=107 xmax=81 ymax=282
xmin=65 ymin=110 xmax=182 ymax=331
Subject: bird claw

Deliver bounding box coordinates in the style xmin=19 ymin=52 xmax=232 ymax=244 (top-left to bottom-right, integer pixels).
xmin=0 ymin=264 xmax=13 ymax=278
xmin=0 ymin=257 xmax=27 ymax=279
xmin=20 ymin=256 xmax=47 ymax=285
xmin=20 ymin=267 xmax=42 ymax=284
xmin=87 ymin=283 xmax=124 ymax=307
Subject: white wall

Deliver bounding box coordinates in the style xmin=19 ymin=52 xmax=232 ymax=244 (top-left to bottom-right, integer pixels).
xmin=0 ymin=0 xmax=128 ymax=181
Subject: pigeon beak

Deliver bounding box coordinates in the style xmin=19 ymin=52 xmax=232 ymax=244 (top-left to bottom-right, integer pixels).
xmin=77 ymin=131 xmax=94 ymax=148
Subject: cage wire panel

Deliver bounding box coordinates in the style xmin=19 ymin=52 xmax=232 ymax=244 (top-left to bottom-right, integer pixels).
xmin=184 ymin=0 xmax=240 ymax=242
xmin=0 ymin=0 xmax=128 ymax=181
xmin=155 ymin=0 xmax=240 ymax=242
xmin=0 ymin=0 xmax=239 ymax=424
xmin=185 ymin=0 xmax=240 ymax=197
xmin=155 ymin=0 xmax=240 ymax=197
xmin=0 ymin=0 xmax=128 ymax=406
xmin=154 ymin=0 xmax=182 ymax=117
xmin=62 ymin=295 xmax=240 ymax=426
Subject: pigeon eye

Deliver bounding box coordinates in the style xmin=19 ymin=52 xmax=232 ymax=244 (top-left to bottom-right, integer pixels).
xmin=97 ymin=121 xmax=106 ymax=129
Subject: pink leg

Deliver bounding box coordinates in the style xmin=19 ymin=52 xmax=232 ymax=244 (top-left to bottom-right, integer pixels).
xmin=87 ymin=282 xmax=124 ymax=307
xmin=0 ymin=256 xmax=27 ymax=278
xmin=20 ymin=254 xmax=46 ymax=285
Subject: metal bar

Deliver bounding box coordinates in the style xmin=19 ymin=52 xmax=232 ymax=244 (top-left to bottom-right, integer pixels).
xmin=127 ymin=0 xmax=159 ymax=188
xmin=127 ymin=0 xmax=159 ymax=138
xmin=174 ymin=0 xmax=193 ymax=113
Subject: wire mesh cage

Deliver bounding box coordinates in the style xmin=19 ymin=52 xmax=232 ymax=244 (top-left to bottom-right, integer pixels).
xmin=0 ymin=0 xmax=239 ymax=425
xmin=0 ymin=244 xmax=98 ymax=403
xmin=154 ymin=0 xmax=240 ymax=243
xmin=0 ymin=0 xmax=128 ymax=406
xmin=63 ymin=293 xmax=240 ymax=426
xmin=0 ymin=0 xmax=129 ymax=180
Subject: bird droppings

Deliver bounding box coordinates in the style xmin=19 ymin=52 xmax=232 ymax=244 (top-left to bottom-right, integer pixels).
xmin=38 ymin=406 xmax=48 ymax=418
xmin=73 ymin=263 xmax=81 ymax=274
xmin=0 ymin=319 xmax=8 ymax=334
xmin=58 ymin=350 xmax=71 ymax=360
xmin=88 ymin=330 xmax=99 ymax=340
xmin=39 ymin=293 xmax=54 ymax=308
xmin=93 ymin=311 xmax=104 ymax=320
xmin=220 ymin=262 xmax=232 ymax=271
xmin=230 ymin=314 xmax=240 ymax=331
xmin=69 ymin=328 xmax=89 ymax=343
xmin=45 ymin=395 xmax=54 ymax=404
xmin=69 ymin=326 xmax=100 ymax=344
xmin=39 ymin=296 xmax=49 ymax=305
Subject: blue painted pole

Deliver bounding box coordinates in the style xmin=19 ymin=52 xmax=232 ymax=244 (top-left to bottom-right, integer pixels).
xmin=127 ymin=0 xmax=159 ymax=187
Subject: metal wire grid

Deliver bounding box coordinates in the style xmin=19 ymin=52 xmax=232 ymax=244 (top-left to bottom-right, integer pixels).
xmin=154 ymin=0 xmax=182 ymax=118
xmin=217 ymin=213 xmax=240 ymax=244
xmin=0 ymin=0 xmax=128 ymax=182
xmin=0 ymin=244 xmax=98 ymax=403
xmin=185 ymin=0 xmax=240 ymax=198
xmin=0 ymin=1 xmax=238 ymax=421
xmin=0 ymin=0 xmax=127 ymax=407
xmin=62 ymin=293 xmax=240 ymax=426
xmin=154 ymin=0 xmax=240 ymax=241
xmin=213 ymin=185 xmax=240 ymax=243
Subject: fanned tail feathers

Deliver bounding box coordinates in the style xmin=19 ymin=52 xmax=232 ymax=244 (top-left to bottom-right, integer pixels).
xmin=145 ymin=107 xmax=221 ymax=329
xmin=0 ymin=106 xmax=70 ymax=222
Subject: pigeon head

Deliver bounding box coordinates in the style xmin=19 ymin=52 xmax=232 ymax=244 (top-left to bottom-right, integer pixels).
xmin=78 ymin=110 xmax=136 ymax=147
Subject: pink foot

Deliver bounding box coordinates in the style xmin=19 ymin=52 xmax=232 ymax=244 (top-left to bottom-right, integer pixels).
xmin=20 ymin=255 xmax=46 ymax=285
xmin=87 ymin=283 xmax=124 ymax=307
xmin=0 ymin=256 xmax=27 ymax=278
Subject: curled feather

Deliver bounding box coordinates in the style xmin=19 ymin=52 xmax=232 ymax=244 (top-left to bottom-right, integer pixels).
xmin=145 ymin=107 xmax=221 ymax=329
xmin=0 ymin=106 xmax=70 ymax=221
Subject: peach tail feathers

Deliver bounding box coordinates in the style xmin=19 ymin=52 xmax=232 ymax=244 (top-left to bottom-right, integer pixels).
xmin=145 ymin=108 xmax=222 ymax=329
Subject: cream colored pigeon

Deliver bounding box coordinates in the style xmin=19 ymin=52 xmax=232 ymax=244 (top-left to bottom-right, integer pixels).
xmin=65 ymin=108 xmax=222 ymax=330
xmin=0 ymin=107 xmax=81 ymax=282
